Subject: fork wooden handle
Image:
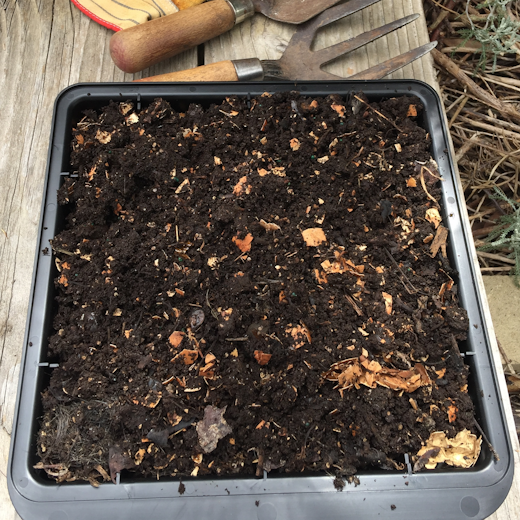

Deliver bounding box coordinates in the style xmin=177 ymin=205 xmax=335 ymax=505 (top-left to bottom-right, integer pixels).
xmin=134 ymin=61 xmax=240 ymax=81
xmin=134 ymin=58 xmax=265 ymax=82
xmin=110 ymin=0 xmax=236 ymax=73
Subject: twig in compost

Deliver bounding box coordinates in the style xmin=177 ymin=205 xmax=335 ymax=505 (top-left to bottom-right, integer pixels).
xmin=419 ymin=165 xmax=440 ymax=203
xmin=133 ymin=308 xmax=145 ymax=331
xmin=51 ymin=245 xmax=76 ymax=256
xmin=352 ymin=95 xmax=402 ymax=132
xmin=206 ymin=289 xmax=218 ymax=319
xmin=473 ymin=417 xmax=500 ymax=462
xmin=384 ymin=248 xmax=418 ymax=294
xmin=300 ymin=423 xmax=315 ymax=459
xmin=266 ymin=333 xmax=283 ymax=344
xmin=345 ymin=294 xmax=364 ymax=316
xmin=225 ymin=337 xmax=249 ymax=342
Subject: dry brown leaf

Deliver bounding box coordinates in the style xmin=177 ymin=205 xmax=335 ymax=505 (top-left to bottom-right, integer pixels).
xmin=285 ymin=324 xmax=311 ymax=349
xmin=168 ymin=331 xmax=185 ymax=348
xmin=314 ymin=269 xmax=328 ymax=284
xmin=96 ymin=129 xmax=112 ymax=144
xmin=407 ymin=104 xmax=418 ymax=117
xmin=382 ymin=292 xmax=393 ymax=314
xmin=108 ymin=447 xmax=135 ymax=483
xmin=58 ymin=273 xmax=69 ymax=287
xmin=254 ymin=350 xmax=272 ymax=366
xmin=439 ymin=280 xmax=454 ymax=299
xmin=134 ymin=449 xmax=145 ymax=466
xmin=173 ymin=349 xmax=199 ymax=365
xmin=256 ymin=420 xmax=267 ymax=429
xmin=435 ymin=368 xmax=446 ymax=379
xmin=430 ymin=225 xmax=448 ymax=258
xmin=175 ymin=178 xmax=190 ymax=194
xmin=233 ymin=176 xmax=251 ymax=196
xmin=199 ymin=363 xmax=216 ymax=379
xmin=132 ymin=391 xmax=162 ymax=409
xmin=415 ymin=430 xmax=481 ymax=469
xmin=93 ymin=465 xmax=110 ymax=482
xmin=167 ymin=412 xmax=183 ymax=427
xmin=323 ymin=356 xmax=431 ymax=394
xmin=331 ymin=103 xmax=346 ymax=117
xmin=425 ymin=208 xmax=442 ymax=229
xmin=321 ymin=254 xmax=365 ymax=279
xmin=407 ymin=177 xmax=417 ymax=187
xmin=301 ymin=99 xmax=318 ymax=111
xmin=207 ymin=257 xmax=219 ymax=269
xmin=196 ymin=405 xmax=232 ymax=454
xmin=232 ymin=233 xmax=253 ymax=253
xmin=260 ymin=219 xmax=281 ymax=232
xmin=302 ymin=227 xmax=326 ymax=247
xmin=126 ymin=113 xmax=139 ymax=125
xmin=447 ymin=401 xmax=458 ymax=423
xmin=87 ymin=165 xmax=97 ymax=181
xmin=290 ymin=138 xmax=301 ymax=151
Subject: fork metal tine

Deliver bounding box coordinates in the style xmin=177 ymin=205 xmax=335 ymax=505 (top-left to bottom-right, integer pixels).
xmin=288 ymin=0 xmax=381 ymax=50
xmin=348 ymin=42 xmax=439 ymax=80
xmin=314 ymin=14 xmax=419 ymax=66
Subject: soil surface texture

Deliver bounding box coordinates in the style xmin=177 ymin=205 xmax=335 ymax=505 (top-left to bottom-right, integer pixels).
xmin=37 ymin=92 xmax=475 ymax=485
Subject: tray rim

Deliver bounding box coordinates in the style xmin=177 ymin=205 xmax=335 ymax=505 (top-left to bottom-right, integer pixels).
xmin=7 ymin=80 xmax=514 ymax=520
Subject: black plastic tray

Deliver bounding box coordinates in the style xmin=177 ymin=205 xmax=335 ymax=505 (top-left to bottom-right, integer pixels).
xmin=8 ymin=81 xmax=514 ymax=520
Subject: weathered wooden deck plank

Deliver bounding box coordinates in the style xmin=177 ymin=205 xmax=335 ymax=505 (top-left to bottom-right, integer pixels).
xmin=0 ymin=1 xmax=518 ymax=518
xmin=0 ymin=1 xmax=197 ymax=518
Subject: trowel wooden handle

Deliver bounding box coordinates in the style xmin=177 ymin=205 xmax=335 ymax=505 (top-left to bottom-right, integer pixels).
xmin=134 ymin=61 xmax=240 ymax=82
xmin=110 ymin=0 xmax=236 ymax=73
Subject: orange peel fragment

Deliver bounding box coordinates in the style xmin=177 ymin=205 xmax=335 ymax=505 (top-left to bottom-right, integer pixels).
xmin=233 ymin=233 xmax=253 ymax=253
xmin=301 ymin=228 xmax=326 ymax=247
xmin=168 ymin=331 xmax=185 ymax=348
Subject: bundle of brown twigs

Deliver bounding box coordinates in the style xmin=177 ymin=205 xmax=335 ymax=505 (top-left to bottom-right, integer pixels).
xmin=424 ymin=0 xmax=520 ymax=278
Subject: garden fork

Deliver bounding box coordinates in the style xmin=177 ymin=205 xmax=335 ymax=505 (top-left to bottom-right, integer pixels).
xmin=137 ymin=0 xmax=436 ymax=82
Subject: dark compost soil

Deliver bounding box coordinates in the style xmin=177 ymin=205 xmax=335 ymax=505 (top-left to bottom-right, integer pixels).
xmin=37 ymin=92 xmax=475 ymax=485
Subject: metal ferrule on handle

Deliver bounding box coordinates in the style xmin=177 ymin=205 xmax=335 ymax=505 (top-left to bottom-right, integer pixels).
xmin=232 ymin=58 xmax=265 ymax=81
xmin=226 ymin=0 xmax=255 ymax=24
